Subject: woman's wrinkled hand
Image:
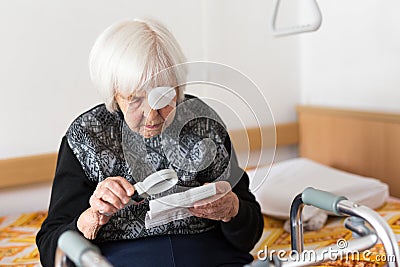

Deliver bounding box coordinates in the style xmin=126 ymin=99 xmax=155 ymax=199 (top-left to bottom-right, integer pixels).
xmin=189 ymin=181 xmax=239 ymax=222
xmin=77 ymin=207 xmax=108 ymax=239
xmin=89 ymin=176 xmax=135 ymax=215
xmin=77 ymin=176 xmax=135 ymax=239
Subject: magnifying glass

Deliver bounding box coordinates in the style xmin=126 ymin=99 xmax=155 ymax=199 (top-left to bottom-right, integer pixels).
xmin=130 ymin=168 xmax=178 ymax=203
xmin=101 ymin=169 xmax=178 ymax=216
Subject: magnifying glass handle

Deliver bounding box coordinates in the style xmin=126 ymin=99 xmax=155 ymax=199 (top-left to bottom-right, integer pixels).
xmin=100 ymin=169 xmax=178 ymax=215
xmin=125 ymin=177 xmax=164 ymax=207
xmin=127 ymin=187 xmax=146 ymax=205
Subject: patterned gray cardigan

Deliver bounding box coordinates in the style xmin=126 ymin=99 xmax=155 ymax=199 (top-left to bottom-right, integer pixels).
xmin=36 ymin=95 xmax=263 ymax=267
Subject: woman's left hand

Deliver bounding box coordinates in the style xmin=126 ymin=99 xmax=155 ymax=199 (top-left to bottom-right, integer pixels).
xmin=189 ymin=181 xmax=239 ymax=222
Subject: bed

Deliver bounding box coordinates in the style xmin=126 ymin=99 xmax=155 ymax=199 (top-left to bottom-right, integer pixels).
xmin=245 ymin=105 xmax=400 ymax=266
xmin=0 ymin=105 xmax=399 ymax=266
xmin=247 ymin=158 xmax=400 ymax=267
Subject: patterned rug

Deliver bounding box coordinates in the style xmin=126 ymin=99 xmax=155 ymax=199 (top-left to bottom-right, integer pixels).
xmin=0 ymin=211 xmax=46 ymax=267
xmin=0 ymin=199 xmax=399 ymax=267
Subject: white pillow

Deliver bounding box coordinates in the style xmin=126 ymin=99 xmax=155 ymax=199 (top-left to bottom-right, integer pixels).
xmin=248 ymin=158 xmax=389 ymax=220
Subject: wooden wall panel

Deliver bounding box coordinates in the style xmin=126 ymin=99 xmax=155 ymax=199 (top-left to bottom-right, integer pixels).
xmin=0 ymin=153 xmax=57 ymax=189
xmin=229 ymin=122 xmax=299 ymax=153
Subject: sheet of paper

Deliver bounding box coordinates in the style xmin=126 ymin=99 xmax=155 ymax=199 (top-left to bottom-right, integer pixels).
xmin=145 ymin=208 xmax=193 ymax=229
xmin=145 ymin=183 xmax=217 ymax=228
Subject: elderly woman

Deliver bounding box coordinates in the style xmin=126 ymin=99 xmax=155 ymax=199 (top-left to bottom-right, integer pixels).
xmin=36 ymin=19 xmax=263 ymax=267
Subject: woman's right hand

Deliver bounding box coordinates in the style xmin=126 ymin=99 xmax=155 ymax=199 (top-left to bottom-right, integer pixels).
xmin=89 ymin=176 xmax=135 ymax=215
xmin=77 ymin=176 xmax=135 ymax=239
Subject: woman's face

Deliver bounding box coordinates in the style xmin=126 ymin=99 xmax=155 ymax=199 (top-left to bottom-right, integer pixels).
xmin=115 ymin=88 xmax=177 ymax=138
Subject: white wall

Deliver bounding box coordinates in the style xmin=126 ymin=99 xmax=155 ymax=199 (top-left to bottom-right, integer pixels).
xmin=0 ymin=182 xmax=52 ymax=214
xmin=202 ymin=0 xmax=300 ymax=127
xmin=300 ymin=0 xmax=400 ymax=112
xmin=0 ymin=0 xmax=204 ymax=159
xmin=0 ymin=0 xmax=301 ymax=159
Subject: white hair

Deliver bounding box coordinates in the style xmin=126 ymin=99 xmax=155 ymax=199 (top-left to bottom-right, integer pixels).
xmin=89 ymin=18 xmax=187 ymax=112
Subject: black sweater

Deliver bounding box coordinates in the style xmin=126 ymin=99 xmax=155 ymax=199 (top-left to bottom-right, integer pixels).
xmin=36 ymin=101 xmax=263 ymax=267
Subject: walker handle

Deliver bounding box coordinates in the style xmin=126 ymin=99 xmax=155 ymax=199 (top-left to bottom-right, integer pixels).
xmin=302 ymin=187 xmax=347 ymax=215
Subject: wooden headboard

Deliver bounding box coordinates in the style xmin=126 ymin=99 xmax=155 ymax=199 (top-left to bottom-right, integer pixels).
xmin=298 ymin=105 xmax=400 ymax=198
xmin=1 ymin=105 xmax=400 ymax=199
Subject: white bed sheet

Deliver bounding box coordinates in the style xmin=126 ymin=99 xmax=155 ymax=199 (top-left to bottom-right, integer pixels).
xmin=248 ymin=157 xmax=389 ymax=220
xmin=0 ymin=182 xmax=51 ymax=215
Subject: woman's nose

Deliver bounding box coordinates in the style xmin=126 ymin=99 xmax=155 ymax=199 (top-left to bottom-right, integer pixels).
xmin=142 ymin=100 xmax=159 ymax=120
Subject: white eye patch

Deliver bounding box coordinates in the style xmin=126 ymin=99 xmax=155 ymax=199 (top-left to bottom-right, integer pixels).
xmin=147 ymin=87 xmax=176 ymax=110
